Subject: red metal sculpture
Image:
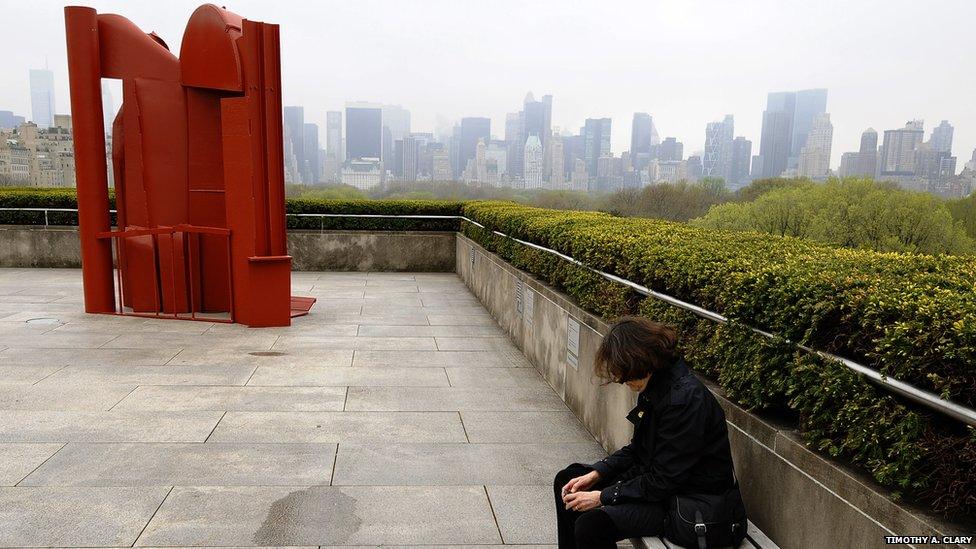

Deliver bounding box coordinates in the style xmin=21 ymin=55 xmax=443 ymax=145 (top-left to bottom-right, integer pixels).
xmin=64 ymin=4 xmax=313 ymax=327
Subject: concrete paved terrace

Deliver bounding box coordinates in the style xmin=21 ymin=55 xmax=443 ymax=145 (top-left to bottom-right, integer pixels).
xmin=0 ymin=268 xmax=608 ymax=548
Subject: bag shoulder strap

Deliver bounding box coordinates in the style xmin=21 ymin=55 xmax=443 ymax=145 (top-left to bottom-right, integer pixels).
xmin=694 ymin=509 xmax=707 ymax=549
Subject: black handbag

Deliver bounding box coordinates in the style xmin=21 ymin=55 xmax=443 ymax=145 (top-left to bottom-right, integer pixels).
xmin=665 ymin=475 xmax=748 ymax=549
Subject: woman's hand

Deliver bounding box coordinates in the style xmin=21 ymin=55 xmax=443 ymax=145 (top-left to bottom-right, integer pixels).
xmin=562 ymin=490 xmax=602 ymax=512
xmin=561 ymin=470 xmax=600 ymax=497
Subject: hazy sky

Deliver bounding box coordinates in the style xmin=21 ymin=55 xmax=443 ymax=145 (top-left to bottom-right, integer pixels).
xmin=2 ymin=0 xmax=975 ymax=169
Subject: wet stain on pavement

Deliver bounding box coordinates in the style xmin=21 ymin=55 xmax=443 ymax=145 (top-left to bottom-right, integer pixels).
xmin=252 ymin=487 xmax=361 ymax=545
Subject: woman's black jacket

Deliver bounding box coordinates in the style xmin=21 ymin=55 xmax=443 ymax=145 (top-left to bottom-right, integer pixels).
xmin=590 ymin=359 xmax=736 ymax=506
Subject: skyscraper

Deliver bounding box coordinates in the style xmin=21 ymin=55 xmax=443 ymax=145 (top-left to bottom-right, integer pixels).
xmin=345 ymin=102 xmax=383 ymax=161
xmin=880 ymin=120 xmax=924 ymax=176
xmin=702 ymin=115 xmax=734 ymax=181
xmin=458 ymin=117 xmax=490 ymax=180
xmin=381 ymin=104 xmax=410 ymax=166
xmin=929 ymin=120 xmax=953 ymax=154
xmin=658 ymin=137 xmax=683 ymax=162
xmin=789 ymin=89 xmax=828 ymax=168
xmin=550 ymin=132 xmax=565 ymax=189
xmin=541 ymin=94 xmax=553 ymax=151
xmin=797 ymin=113 xmax=833 ymax=179
xmin=326 ymin=111 xmax=343 ymax=163
xmin=854 ymin=128 xmax=878 ymax=177
xmin=583 ymin=118 xmax=611 ymax=178
xmin=505 ymin=111 xmax=524 ymax=178
xmin=523 ymin=135 xmax=543 ymax=188
xmin=29 ymin=69 xmax=56 ymax=129
xmin=729 ymin=136 xmax=752 ymax=189
xmin=431 ymin=143 xmax=452 ymax=181
xmin=399 ymin=136 xmax=419 ymax=182
xmin=522 ymin=93 xmax=546 ymax=143
xmin=303 ymin=123 xmax=320 ymax=183
xmin=0 ymin=111 xmax=25 ymax=130
xmin=283 ymin=106 xmax=305 ymax=183
xmin=838 ymin=152 xmax=858 ymax=178
xmin=630 ymin=113 xmax=655 ymax=170
xmin=686 ymin=155 xmax=703 ymax=182
xmin=757 ymin=92 xmax=796 ymax=178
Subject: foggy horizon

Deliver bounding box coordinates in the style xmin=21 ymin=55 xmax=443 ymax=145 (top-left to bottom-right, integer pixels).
xmin=2 ymin=0 xmax=975 ymax=168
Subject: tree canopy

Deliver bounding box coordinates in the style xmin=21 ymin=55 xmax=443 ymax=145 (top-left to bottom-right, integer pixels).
xmin=693 ymin=178 xmax=974 ymax=255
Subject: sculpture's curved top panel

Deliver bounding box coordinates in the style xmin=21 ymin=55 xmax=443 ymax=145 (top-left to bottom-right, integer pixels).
xmin=180 ymin=4 xmax=244 ymax=92
xmin=97 ymin=14 xmax=179 ymax=81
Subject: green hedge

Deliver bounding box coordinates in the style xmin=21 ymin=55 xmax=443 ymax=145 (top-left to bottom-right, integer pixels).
xmin=0 ymin=188 xmax=462 ymax=232
xmin=0 ymin=188 xmax=94 ymax=226
xmin=460 ymin=201 xmax=976 ymax=517
xmin=286 ymin=198 xmax=462 ymax=231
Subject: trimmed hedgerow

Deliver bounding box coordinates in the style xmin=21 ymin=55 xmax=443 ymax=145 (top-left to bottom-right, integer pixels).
xmin=286 ymin=198 xmax=462 ymax=231
xmin=0 ymin=187 xmax=98 ymax=226
xmin=0 ymin=188 xmax=462 ymax=232
xmin=460 ymin=201 xmax=976 ymax=517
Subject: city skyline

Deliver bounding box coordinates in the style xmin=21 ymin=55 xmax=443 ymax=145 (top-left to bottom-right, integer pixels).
xmin=1 ymin=0 xmax=974 ymax=170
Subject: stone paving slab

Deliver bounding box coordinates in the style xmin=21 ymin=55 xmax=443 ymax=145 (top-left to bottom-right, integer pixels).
xmin=447 ymin=367 xmax=548 ymax=388
xmin=272 ymin=335 xmax=437 ymax=351
xmin=308 ymin=313 xmax=431 ymax=326
xmin=102 ymin=331 xmax=279 ymax=351
xmin=50 ymin=318 xmax=216 ymax=334
xmin=44 ymin=364 xmax=257 ymax=386
xmin=208 ymin=321 xmax=362 ymax=337
xmin=0 ymin=486 xmax=171 ymax=547
xmin=460 ymin=411 xmax=595 ymax=443
xmin=332 ymin=442 xmax=605 ymax=485
xmin=113 ymin=386 xmax=347 ymax=412
xmin=352 ymin=349 xmax=530 ymax=368
xmin=247 ymin=365 xmax=449 ymax=387
xmin=20 ymin=443 xmax=337 ymax=486
xmin=168 ymin=347 xmax=354 ymax=368
xmin=488 ymin=485 xmax=557 ymax=544
xmin=0 ymin=443 xmax=63 ymax=485
xmin=0 ymin=346 xmax=182 ymax=366
xmin=0 ymin=380 xmax=136 ymax=411
xmin=0 ymin=331 xmax=121 ymax=349
xmin=436 ymin=336 xmax=523 ymax=352
xmin=317 ymin=546 xmax=556 ymax=549
xmin=0 ymin=411 xmax=223 ymax=442
xmin=425 ymin=313 xmax=497 ymax=326
xmin=345 ymin=386 xmax=569 ymax=411
xmin=208 ymin=411 xmax=467 ymax=443
xmin=0 ymin=364 xmax=63 ymax=386
xmin=358 ymin=325 xmax=506 ymax=338
xmin=135 ymin=485 xmax=501 ymax=546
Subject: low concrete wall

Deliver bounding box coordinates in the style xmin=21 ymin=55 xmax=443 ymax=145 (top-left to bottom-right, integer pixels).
xmin=289 ymin=230 xmax=455 ymax=272
xmin=0 ymin=225 xmax=81 ymax=268
xmin=0 ymin=227 xmax=456 ymax=272
xmin=455 ymin=233 xmax=966 ymax=549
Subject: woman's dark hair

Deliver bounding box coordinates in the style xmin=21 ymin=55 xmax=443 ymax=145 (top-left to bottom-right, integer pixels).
xmin=594 ymin=316 xmax=679 ymax=384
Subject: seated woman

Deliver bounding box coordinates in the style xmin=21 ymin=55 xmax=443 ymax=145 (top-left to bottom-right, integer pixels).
xmin=553 ymin=316 xmax=737 ymax=548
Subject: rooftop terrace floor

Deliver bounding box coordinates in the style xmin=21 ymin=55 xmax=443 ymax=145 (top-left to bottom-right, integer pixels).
xmin=0 ymin=268 xmax=607 ymax=548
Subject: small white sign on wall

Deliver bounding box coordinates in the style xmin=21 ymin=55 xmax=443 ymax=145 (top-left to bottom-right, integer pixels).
xmin=523 ymin=288 xmax=535 ymax=326
xmin=567 ymin=317 xmax=580 ymax=370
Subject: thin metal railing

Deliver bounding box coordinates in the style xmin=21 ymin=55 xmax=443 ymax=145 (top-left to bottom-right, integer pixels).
xmin=2 ymin=206 xmax=974 ymax=426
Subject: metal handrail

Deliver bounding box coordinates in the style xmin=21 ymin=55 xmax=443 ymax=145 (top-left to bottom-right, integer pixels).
xmin=2 ymin=207 xmax=974 ymax=426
